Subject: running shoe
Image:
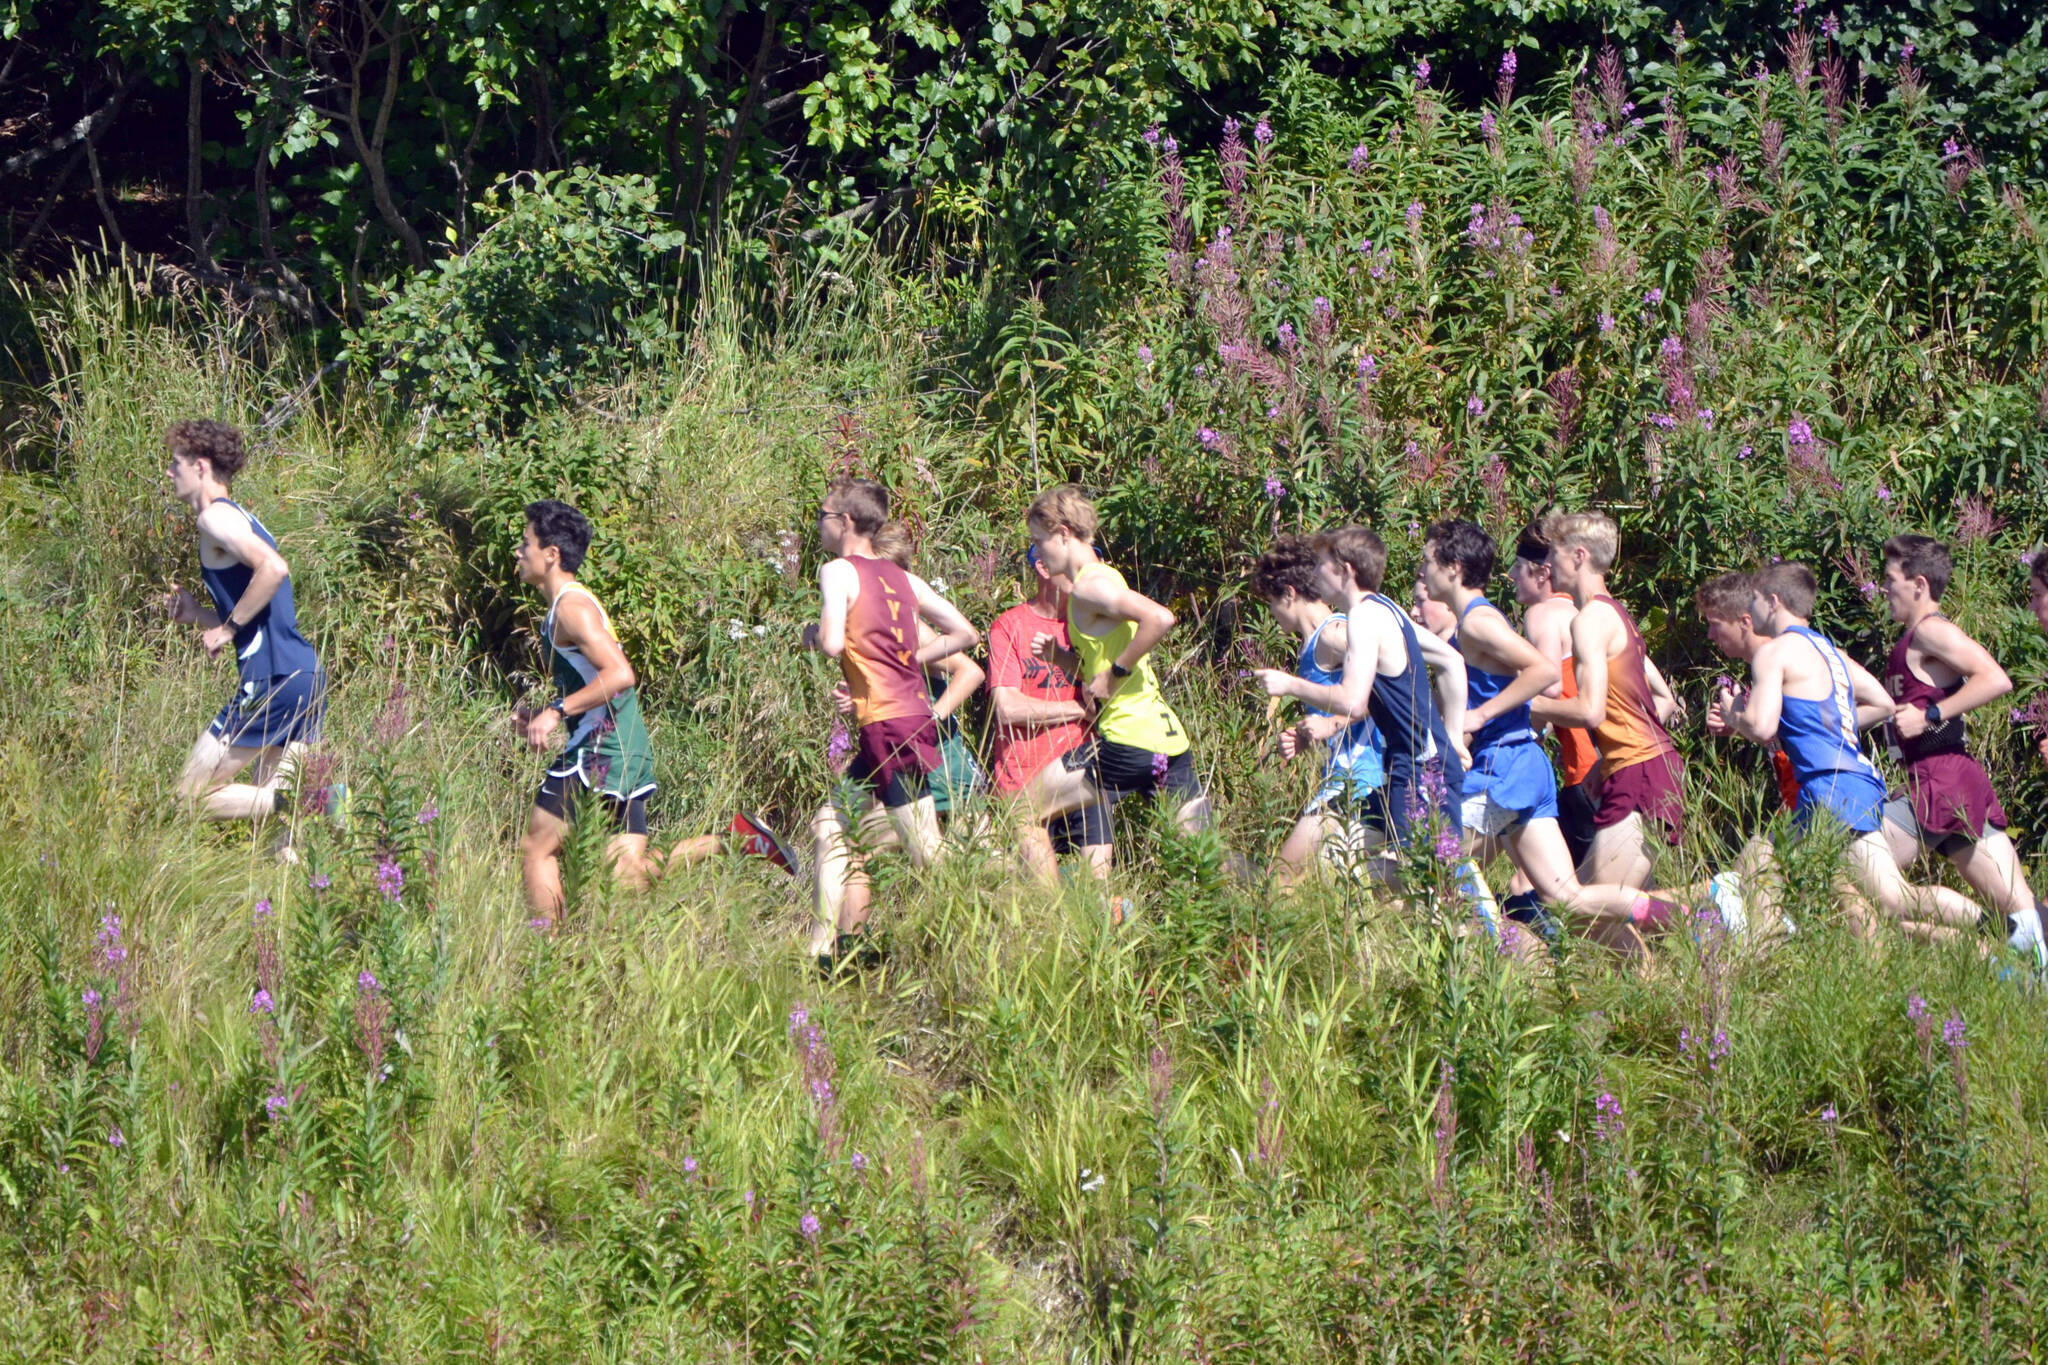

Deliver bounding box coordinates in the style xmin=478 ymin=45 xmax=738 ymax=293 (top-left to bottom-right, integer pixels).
xmin=730 ymin=810 xmax=800 ymax=876
xmin=1705 ymin=872 xmax=1748 ymax=939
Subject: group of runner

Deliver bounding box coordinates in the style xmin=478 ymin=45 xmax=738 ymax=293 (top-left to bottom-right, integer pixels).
xmin=162 ymin=418 xmax=2048 ymax=967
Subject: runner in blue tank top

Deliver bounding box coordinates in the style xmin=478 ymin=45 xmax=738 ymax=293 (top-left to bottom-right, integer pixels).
xmin=1249 ymin=537 xmax=1384 ymax=886
xmin=1698 ymin=561 xmax=1988 ymax=941
xmin=163 ymin=419 xmax=332 ymax=834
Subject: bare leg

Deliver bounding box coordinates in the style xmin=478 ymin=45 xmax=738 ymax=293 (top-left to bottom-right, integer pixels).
xmin=1948 ymin=832 xmax=2036 ymax=923
xmin=665 ymin=833 xmax=724 ymax=869
xmin=1842 ymin=831 xmax=1984 ymax=930
xmin=179 ymin=731 xmax=305 ymax=823
xmin=1576 ymin=812 xmax=1657 ymax=892
xmin=1275 ymin=814 xmax=1342 ymax=888
xmin=810 ymin=802 xmax=861 ymax=955
xmin=521 ymin=805 xmax=572 ymax=922
xmin=1014 ymin=761 xmax=1109 ymax=884
xmin=1172 ymin=793 xmax=1213 ymax=836
xmin=606 ymin=832 xmax=655 ymax=893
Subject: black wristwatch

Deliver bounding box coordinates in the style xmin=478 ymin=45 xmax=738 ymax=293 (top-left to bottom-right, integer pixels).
xmin=1923 ymin=702 xmax=1943 ymax=724
xmin=547 ymin=698 xmax=569 ymax=716
xmin=1110 ymin=662 xmax=1132 ymax=680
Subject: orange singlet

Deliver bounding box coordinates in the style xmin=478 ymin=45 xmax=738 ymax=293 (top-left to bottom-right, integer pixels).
xmin=1549 ymin=593 xmax=1600 ymax=788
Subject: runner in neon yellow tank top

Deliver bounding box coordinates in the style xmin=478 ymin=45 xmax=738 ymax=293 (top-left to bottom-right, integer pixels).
xmin=1026 ymin=485 xmax=1210 ymax=837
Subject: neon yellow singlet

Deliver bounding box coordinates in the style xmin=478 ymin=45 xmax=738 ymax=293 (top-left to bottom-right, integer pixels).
xmin=1069 ymin=562 xmax=1189 ymax=756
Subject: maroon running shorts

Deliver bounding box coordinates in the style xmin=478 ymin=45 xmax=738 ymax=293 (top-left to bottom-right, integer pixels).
xmin=1593 ymin=749 xmax=1685 ymax=847
xmin=849 ymin=713 xmax=941 ymax=808
xmin=1899 ymin=752 xmax=2008 ymax=840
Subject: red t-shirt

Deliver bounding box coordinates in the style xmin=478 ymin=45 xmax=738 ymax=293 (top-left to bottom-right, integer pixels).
xmin=986 ymin=602 xmax=1088 ymax=793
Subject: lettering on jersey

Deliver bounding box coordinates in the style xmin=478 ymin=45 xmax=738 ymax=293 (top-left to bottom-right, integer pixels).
xmin=888 ymin=599 xmax=902 ymax=621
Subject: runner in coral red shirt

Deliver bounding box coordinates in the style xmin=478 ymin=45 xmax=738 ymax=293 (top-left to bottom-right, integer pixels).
xmin=986 ymin=546 xmax=1111 ymax=879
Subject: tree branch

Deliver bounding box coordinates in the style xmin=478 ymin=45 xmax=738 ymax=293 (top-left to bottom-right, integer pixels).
xmin=0 ymin=74 xmax=134 ymax=179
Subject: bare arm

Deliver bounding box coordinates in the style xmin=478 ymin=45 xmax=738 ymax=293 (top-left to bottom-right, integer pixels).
xmin=1845 ymin=657 xmax=1898 ymax=733
xmin=1895 ymin=616 xmax=2012 ymax=738
xmin=806 ymin=560 xmax=857 ymax=658
xmin=992 ymin=687 xmax=1089 ymax=728
xmin=1523 ymin=600 xmax=1572 ymax=699
xmin=1411 ymin=626 xmax=1468 ymax=741
xmin=195 ymin=503 xmax=290 ymax=655
xmin=909 ymin=574 xmax=980 ymax=666
xmin=1729 ymin=639 xmax=1786 ymax=745
xmin=1531 ymin=606 xmax=1618 ymax=731
xmin=1644 ymin=655 xmax=1685 ymax=728
xmin=923 ymin=622 xmax=985 ymax=721
xmin=1070 ymin=571 xmax=1174 ymax=699
xmin=1459 ymin=607 xmax=1558 ymax=735
xmin=525 ymin=593 xmax=637 ymax=750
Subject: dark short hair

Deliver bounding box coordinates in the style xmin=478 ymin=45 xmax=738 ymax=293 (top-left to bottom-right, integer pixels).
xmin=825 ymin=478 xmax=890 ymax=536
xmin=526 ymin=499 xmax=592 ymax=573
xmin=1513 ymin=521 xmax=1552 ymax=566
xmin=1425 ymin=519 xmax=1497 ymax=589
xmin=2032 ymin=550 xmax=2048 ymax=595
xmin=1315 ymin=524 xmax=1388 ymax=593
xmin=1883 ymin=533 xmax=1953 ymax=600
xmin=1695 ymin=570 xmax=1754 ymax=623
xmin=1753 ymin=560 xmax=1817 ymax=618
xmin=1252 ymin=534 xmax=1325 ymax=602
xmin=166 ymin=419 xmax=248 ymax=482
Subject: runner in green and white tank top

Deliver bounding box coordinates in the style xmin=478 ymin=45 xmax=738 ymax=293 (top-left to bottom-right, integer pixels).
xmin=544 ymin=582 xmax=656 ymax=802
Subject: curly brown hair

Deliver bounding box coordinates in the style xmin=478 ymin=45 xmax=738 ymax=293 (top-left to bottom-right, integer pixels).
xmin=165 ymin=419 xmax=249 ymax=482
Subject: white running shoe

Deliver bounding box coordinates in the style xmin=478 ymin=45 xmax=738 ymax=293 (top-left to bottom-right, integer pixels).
xmin=1706 ymin=872 xmax=1748 ymax=939
xmin=2006 ymin=905 xmax=2048 ymax=971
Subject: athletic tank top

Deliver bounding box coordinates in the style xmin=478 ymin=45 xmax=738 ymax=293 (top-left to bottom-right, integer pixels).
xmin=1549 ymin=594 xmax=1600 ymax=786
xmin=199 ymin=498 xmax=320 ymax=682
xmin=545 ymin=583 xmax=650 ymax=762
xmin=1069 ymin=562 xmax=1189 ymax=755
xmin=1298 ymin=615 xmax=1384 ymax=792
xmin=1778 ymin=626 xmax=1882 ymax=783
xmin=1452 ymin=595 xmax=1537 ymax=751
xmin=1883 ymin=620 xmax=1969 ymax=762
xmin=840 ymin=555 xmax=933 ymax=726
xmin=1359 ymin=594 xmax=1461 ymax=793
xmin=1587 ymin=595 xmax=1675 ymax=773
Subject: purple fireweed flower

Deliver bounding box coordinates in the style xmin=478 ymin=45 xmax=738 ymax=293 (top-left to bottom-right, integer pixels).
xmin=1264 ymin=477 xmax=1287 ymax=500
xmin=1349 ymin=143 xmax=1369 ymax=172
xmin=1876 ymin=484 xmax=1892 ymax=501
xmin=358 ymin=970 xmax=379 ymax=992
xmin=1358 ymin=353 xmax=1377 ymax=377
xmin=682 ymin=1155 xmax=698 ymax=1174
xmin=1787 ymin=418 xmax=1816 ymax=447
xmin=1467 ymin=396 xmax=1485 ymax=417
xmin=1143 ymin=126 xmax=1161 ymax=147
xmin=265 ymin=1092 xmax=288 ymax=1118
xmin=375 ymin=858 xmax=404 ymax=902
xmin=1738 ymin=445 xmax=1752 ymax=460
xmin=1944 ymin=1013 xmax=1967 ymax=1049
xmin=1822 ymin=14 xmax=1839 ymax=36
xmin=82 ymin=988 xmax=101 ymax=1009
xmin=1415 ymin=59 xmax=1431 ymax=86
xmin=1660 ymin=335 xmax=1684 ymax=359
xmin=108 ymin=1127 xmax=125 ymax=1149
xmin=1137 ymin=344 xmax=1153 ymax=365
xmin=1406 ymin=201 xmax=1424 ymax=229
xmin=851 ymin=1151 xmax=869 ymax=1173
xmin=1649 ymin=413 xmax=1676 ymax=430
xmin=97 ymin=915 xmax=126 ymax=967
xmin=1593 ymin=1090 xmax=1624 ymax=1142
xmin=1276 ymin=321 xmax=1296 ymax=350
xmin=1820 ymin=1104 xmax=1838 ymax=1124
xmin=743 ymin=1189 xmax=755 ymax=1206
xmin=1907 ymin=993 xmax=1928 ymax=1023
xmin=1901 ymin=42 xmax=1915 ymax=61
xmin=826 ymin=723 xmax=853 ymax=764
xmin=800 ymin=1210 xmax=821 ymax=1242
xmin=1265 ymin=406 xmax=1280 ymax=420
xmin=1644 ymin=287 xmax=1664 ymax=305
xmin=1500 ymin=51 xmax=1518 ymax=78
xmin=1198 ymin=427 xmax=1221 ymax=447
xmin=1254 ymin=119 xmax=1273 ymax=145
xmin=1480 ymin=109 xmax=1497 ymax=141
xmin=1434 ymin=828 xmax=1461 ymax=861
xmin=1698 ymin=409 xmax=1715 ymax=430
xmin=1861 ymin=581 xmax=1881 ymax=599
xmin=309 ymin=874 xmax=330 ymax=892
xmin=1151 ymin=752 xmax=1170 ymax=783
xmin=253 ymin=898 xmax=273 ymax=921
xmin=528 ymin=916 xmax=551 ymax=933
xmin=416 ymin=803 xmax=438 ymax=826
xmin=1598 ymin=313 xmax=1616 ymax=333
xmin=250 ymin=989 xmax=275 ymax=1015
xmin=788 ymin=1006 xmax=809 ymax=1035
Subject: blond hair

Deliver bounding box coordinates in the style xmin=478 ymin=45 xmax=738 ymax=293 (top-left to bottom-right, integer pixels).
xmin=1027 ymin=484 xmax=1099 ymax=542
xmin=1540 ymin=510 xmax=1619 ymax=571
xmin=870 ymin=521 xmax=915 ymax=570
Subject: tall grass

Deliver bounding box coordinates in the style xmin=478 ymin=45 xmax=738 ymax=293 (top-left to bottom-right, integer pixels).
xmin=1 ymin=252 xmax=2046 ymax=1355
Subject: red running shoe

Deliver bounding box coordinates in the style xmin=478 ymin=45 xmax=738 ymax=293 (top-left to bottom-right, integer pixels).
xmin=729 ymin=810 xmax=800 ymax=876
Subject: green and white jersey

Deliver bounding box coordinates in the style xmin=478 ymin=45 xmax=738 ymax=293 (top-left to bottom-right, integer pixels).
xmin=545 ymin=583 xmax=656 ymax=800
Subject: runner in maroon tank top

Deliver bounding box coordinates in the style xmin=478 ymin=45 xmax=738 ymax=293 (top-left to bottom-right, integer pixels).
xmin=802 ymin=478 xmax=978 ymax=966
xmin=1877 ymin=534 xmax=2044 ymax=959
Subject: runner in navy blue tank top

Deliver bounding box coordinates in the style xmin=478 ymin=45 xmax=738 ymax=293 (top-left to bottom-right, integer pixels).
xmin=163 ymin=420 xmax=331 ymax=834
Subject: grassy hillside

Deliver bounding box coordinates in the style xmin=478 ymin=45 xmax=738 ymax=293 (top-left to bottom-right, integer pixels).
xmin=3 ymin=49 xmax=2048 ymax=1359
